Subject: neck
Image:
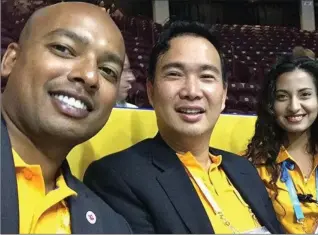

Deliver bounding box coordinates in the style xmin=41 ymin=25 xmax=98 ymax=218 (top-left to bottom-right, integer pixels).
xmin=117 ymin=99 xmax=126 ymax=104
xmin=285 ymin=131 xmax=314 ymax=175
xmin=159 ymin=129 xmax=211 ymax=171
xmin=285 ymin=131 xmax=310 ymax=154
xmin=2 ymin=111 xmax=72 ymax=192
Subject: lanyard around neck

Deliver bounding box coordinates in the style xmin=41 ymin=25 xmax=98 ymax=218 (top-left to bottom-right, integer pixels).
xmin=280 ymin=160 xmax=318 ymax=223
xmin=191 ymin=175 xmax=240 ymax=234
xmin=183 ymin=166 xmax=260 ymax=234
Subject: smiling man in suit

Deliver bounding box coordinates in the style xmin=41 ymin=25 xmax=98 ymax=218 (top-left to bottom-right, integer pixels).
xmin=1 ymin=2 xmax=131 ymax=234
xmin=84 ymin=21 xmax=284 ymax=234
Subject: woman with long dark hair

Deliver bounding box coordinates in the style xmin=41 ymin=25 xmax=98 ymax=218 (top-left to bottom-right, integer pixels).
xmin=244 ymin=55 xmax=318 ymax=233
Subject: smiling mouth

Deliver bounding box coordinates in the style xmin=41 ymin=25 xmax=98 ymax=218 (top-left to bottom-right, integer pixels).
xmin=49 ymin=91 xmax=94 ymax=119
xmin=121 ymin=85 xmax=132 ymax=90
xmin=285 ymin=114 xmax=306 ymax=123
xmin=176 ymin=108 xmax=205 ymax=115
xmin=175 ymin=107 xmax=205 ymax=123
xmin=51 ymin=94 xmax=88 ymax=111
xmin=49 ymin=90 xmax=94 ymax=111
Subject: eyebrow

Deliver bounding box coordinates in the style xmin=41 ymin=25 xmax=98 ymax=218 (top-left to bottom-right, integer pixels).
xmin=161 ymin=62 xmax=184 ymax=71
xmin=276 ymin=88 xmax=313 ymax=93
xmin=44 ymin=28 xmax=124 ymax=67
xmin=100 ymin=52 xmax=124 ymax=68
xmin=161 ymin=62 xmax=220 ymax=74
xmin=44 ymin=28 xmax=90 ymax=45
xmin=200 ymin=64 xmax=220 ymax=75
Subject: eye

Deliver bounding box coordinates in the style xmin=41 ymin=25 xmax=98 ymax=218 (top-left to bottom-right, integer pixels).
xmin=50 ymin=44 xmax=74 ymax=57
xmin=276 ymin=94 xmax=287 ymax=101
xmin=166 ymin=71 xmax=182 ymax=78
xmin=301 ymin=92 xmax=312 ymax=97
xmin=123 ymin=68 xmax=133 ymax=73
xmin=100 ymin=67 xmax=118 ymax=81
xmin=201 ymin=74 xmax=216 ymax=80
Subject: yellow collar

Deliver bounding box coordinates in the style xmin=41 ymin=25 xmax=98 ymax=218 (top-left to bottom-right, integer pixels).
xmin=276 ymin=146 xmax=318 ymax=169
xmin=177 ymin=151 xmax=222 ymax=171
xmin=12 ymin=148 xmax=77 ymax=196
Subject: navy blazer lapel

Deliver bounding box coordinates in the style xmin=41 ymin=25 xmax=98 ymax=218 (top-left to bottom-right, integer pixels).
xmin=1 ymin=117 xmax=19 ymax=233
xmin=62 ymin=162 xmax=104 ymax=234
xmin=217 ymin=150 xmax=276 ymax=233
xmin=151 ymin=134 xmax=214 ymax=234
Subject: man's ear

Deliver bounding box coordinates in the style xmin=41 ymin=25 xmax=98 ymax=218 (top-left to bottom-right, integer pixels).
xmin=221 ymin=84 xmax=228 ymax=112
xmin=146 ymin=79 xmax=154 ymax=107
xmin=1 ymin=43 xmax=20 ymax=78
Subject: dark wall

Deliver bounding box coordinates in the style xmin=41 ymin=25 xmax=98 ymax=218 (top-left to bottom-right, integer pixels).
xmin=169 ymin=0 xmax=301 ymax=27
xmin=315 ymin=2 xmax=318 ymax=27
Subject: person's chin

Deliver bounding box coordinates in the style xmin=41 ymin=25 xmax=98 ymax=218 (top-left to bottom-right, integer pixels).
xmin=118 ymin=93 xmax=128 ymax=101
xmin=284 ymin=125 xmax=308 ymax=133
xmin=174 ymin=124 xmax=205 ymax=137
xmin=50 ymin=121 xmax=97 ymax=143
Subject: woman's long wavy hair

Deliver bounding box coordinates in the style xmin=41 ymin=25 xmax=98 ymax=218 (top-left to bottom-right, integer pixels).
xmin=244 ymin=55 xmax=318 ymax=197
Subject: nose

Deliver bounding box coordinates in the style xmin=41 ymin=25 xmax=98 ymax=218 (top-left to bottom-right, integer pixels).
xmin=67 ymin=56 xmax=99 ymax=92
xmin=179 ymin=75 xmax=203 ymax=100
xmin=288 ymin=96 xmax=301 ymax=113
xmin=122 ymin=70 xmax=136 ymax=83
xmin=128 ymin=71 xmax=136 ymax=82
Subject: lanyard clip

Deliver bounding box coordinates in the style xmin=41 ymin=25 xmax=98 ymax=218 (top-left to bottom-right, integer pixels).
xmin=297 ymin=218 xmax=304 ymax=224
xmin=280 ymin=161 xmax=294 ymax=182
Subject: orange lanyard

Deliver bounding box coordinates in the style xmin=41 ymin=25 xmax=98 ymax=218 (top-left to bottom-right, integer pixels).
xmin=184 ymin=167 xmax=247 ymax=233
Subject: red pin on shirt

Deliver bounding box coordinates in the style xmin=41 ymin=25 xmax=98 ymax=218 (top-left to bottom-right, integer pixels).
xmin=86 ymin=211 xmax=97 ymax=224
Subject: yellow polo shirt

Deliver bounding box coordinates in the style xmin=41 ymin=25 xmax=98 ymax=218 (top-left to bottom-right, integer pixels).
xmin=177 ymin=152 xmax=260 ymax=233
xmin=12 ymin=149 xmax=77 ymax=234
xmin=256 ymin=147 xmax=318 ymax=234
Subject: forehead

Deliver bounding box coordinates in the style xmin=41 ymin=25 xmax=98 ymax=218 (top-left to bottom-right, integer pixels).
xmin=124 ymin=56 xmax=130 ymax=67
xmin=29 ymin=10 xmax=124 ymax=53
xmin=276 ymin=69 xmax=316 ymax=91
xmin=157 ymin=35 xmax=221 ymax=68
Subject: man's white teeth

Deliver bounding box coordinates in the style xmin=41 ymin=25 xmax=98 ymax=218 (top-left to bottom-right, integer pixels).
xmin=179 ymin=109 xmax=202 ymax=114
xmin=287 ymin=115 xmax=304 ymax=122
xmin=54 ymin=94 xmax=87 ymax=110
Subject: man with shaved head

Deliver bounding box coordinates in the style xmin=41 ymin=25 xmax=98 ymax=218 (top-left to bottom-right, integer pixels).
xmin=1 ymin=2 xmax=131 ymax=234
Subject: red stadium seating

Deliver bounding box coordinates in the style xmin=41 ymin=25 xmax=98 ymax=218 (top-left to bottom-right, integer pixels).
xmin=115 ymin=18 xmax=317 ymax=114
xmin=1 ymin=3 xmax=316 ymax=115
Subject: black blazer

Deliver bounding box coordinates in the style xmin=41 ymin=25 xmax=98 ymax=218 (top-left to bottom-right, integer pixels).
xmin=84 ymin=134 xmax=284 ymax=234
xmin=1 ymin=118 xmax=132 ymax=234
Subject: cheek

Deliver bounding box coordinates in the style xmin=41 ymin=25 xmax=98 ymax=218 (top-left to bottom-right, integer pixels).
xmin=204 ymin=86 xmax=225 ymax=105
xmin=154 ymin=83 xmax=175 ymax=104
xmin=273 ymin=102 xmax=284 ymax=117
xmin=19 ymin=56 xmax=72 ymax=90
xmin=119 ymin=78 xmax=127 ymax=87
xmin=7 ymin=62 xmax=43 ymax=99
xmin=33 ymin=48 xmax=71 ymax=73
xmin=39 ymin=59 xmax=72 ymax=80
xmin=305 ymin=98 xmax=318 ymax=114
xmin=98 ymin=82 xmax=118 ymax=108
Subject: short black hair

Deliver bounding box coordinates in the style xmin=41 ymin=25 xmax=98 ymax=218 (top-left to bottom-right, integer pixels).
xmin=147 ymin=20 xmax=226 ymax=85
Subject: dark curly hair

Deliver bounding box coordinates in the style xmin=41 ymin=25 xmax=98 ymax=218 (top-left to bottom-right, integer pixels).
xmin=244 ymin=55 xmax=318 ymax=197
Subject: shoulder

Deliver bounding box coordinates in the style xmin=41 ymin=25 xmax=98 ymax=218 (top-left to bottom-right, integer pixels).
xmin=86 ymin=138 xmax=154 ymax=171
xmin=254 ymin=163 xmax=272 ymax=183
xmin=125 ymin=102 xmax=138 ymax=108
xmin=115 ymin=101 xmax=138 ymax=108
xmin=211 ymin=147 xmax=259 ymax=172
xmin=1 ymin=118 xmax=10 ymax=148
xmin=68 ymin=175 xmax=132 ymax=232
xmin=69 ymin=175 xmax=113 ymax=205
xmin=210 ymin=148 xmax=250 ymax=163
